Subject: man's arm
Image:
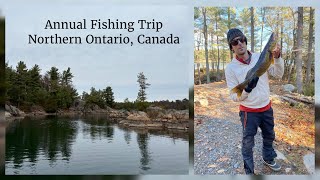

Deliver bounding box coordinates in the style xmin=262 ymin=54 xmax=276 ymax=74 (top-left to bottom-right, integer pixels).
xmin=225 ymin=66 xmax=249 ymax=102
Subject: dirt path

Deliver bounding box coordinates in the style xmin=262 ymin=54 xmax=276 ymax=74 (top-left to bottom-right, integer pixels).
xmin=194 ymin=81 xmax=314 ymax=175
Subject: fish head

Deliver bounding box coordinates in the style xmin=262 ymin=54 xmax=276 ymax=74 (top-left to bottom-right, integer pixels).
xmin=268 ymin=32 xmax=277 ymax=53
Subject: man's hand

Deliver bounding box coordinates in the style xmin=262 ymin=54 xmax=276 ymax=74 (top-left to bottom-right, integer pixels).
xmin=245 ymin=76 xmax=259 ymax=93
xmin=272 ymin=44 xmax=281 ymax=58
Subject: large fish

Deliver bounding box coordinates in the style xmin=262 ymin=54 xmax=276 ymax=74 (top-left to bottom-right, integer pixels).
xmin=231 ymin=32 xmax=277 ymax=97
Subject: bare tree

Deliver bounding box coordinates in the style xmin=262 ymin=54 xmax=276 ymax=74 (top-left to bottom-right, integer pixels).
xmin=280 ymin=10 xmax=284 ymax=56
xmin=250 ymin=7 xmax=255 ymax=52
xmin=288 ymin=8 xmax=297 ymax=83
xmin=215 ymin=11 xmax=220 ymax=80
xmin=210 ymin=32 xmax=215 ymax=78
xmin=306 ymin=7 xmax=314 ymax=84
xmin=295 ymin=7 xmax=303 ymax=93
xmin=202 ymin=8 xmax=210 ymax=83
xmin=228 ymin=7 xmax=233 ymax=59
xmin=260 ymin=8 xmax=265 ymax=53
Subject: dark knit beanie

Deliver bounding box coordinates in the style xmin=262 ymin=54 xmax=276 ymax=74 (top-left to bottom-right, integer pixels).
xmin=227 ymin=28 xmax=247 ymax=50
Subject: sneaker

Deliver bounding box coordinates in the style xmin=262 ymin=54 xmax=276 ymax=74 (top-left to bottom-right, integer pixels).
xmin=262 ymin=158 xmax=281 ymax=171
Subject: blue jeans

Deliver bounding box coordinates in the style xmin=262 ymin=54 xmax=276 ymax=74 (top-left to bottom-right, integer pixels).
xmin=239 ymin=107 xmax=277 ymax=174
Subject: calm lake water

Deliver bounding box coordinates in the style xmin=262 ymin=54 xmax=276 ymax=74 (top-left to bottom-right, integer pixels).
xmin=5 ymin=115 xmax=189 ymax=175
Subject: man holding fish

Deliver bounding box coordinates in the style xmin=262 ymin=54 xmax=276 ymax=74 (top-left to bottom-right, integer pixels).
xmin=225 ymin=28 xmax=284 ymax=174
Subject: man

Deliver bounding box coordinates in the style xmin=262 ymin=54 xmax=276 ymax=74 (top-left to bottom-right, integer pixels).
xmin=225 ymin=28 xmax=284 ymax=174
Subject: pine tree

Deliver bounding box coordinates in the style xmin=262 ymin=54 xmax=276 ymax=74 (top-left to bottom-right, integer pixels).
xmin=26 ymin=64 xmax=42 ymax=105
xmin=5 ymin=62 xmax=79 ymax=112
xmin=44 ymin=67 xmax=60 ymax=112
xmin=5 ymin=63 xmax=16 ymax=102
xmin=103 ymin=86 xmax=115 ymax=108
xmin=58 ymin=67 xmax=77 ymax=109
xmin=15 ymin=61 xmax=28 ymax=108
xmin=47 ymin=67 xmax=60 ymax=93
xmin=61 ymin=67 xmax=73 ymax=86
xmin=136 ymin=72 xmax=150 ymax=102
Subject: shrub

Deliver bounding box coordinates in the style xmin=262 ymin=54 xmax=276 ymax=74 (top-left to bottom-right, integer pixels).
xmin=135 ymin=101 xmax=149 ymax=111
xmin=303 ymin=82 xmax=314 ymax=97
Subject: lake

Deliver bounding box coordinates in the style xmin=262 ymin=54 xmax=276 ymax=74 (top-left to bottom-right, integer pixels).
xmin=5 ymin=115 xmax=189 ymax=175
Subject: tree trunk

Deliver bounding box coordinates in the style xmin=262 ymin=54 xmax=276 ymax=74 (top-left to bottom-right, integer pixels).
xmin=283 ymin=94 xmax=314 ymax=104
xmin=211 ymin=32 xmax=215 ymax=78
xmin=250 ymin=7 xmax=255 ymax=52
xmin=306 ymin=7 xmax=314 ymax=84
xmin=276 ymin=11 xmax=280 ymax=38
xmin=197 ymin=63 xmax=201 ymax=85
xmin=222 ymin=51 xmax=225 ymax=80
xmin=202 ymin=8 xmax=210 ymax=83
xmin=260 ymin=8 xmax=265 ymax=53
xmin=223 ymin=51 xmax=225 ymax=71
xmin=215 ymin=12 xmax=220 ymax=81
xmin=288 ymin=8 xmax=297 ymax=84
xmin=283 ymin=36 xmax=290 ymax=81
xmin=295 ymin=7 xmax=303 ymax=93
xmin=196 ymin=29 xmax=201 ymax=51
xmin=288 ymin=59 xmax=295 ymax=83
xmin=211 ymin=61 xmax=215 ymax=72
xmin=280 ymin=96 xmax=305 ymax=107
xmin=280 ymin=13 xmax=284 ymax=56
xmin=194 ymin=63 xmax=196 ymax=84
xmin=228 ymin=7 xmax=233 ymax=59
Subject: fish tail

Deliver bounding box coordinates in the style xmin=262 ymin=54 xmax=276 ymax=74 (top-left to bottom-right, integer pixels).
xmin=231 ymin=83 xmax=246 ymax=98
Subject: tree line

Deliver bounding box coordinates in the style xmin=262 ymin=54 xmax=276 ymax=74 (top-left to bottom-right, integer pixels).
xmin=194 ymin=7 xmax=314 ymax=96
xmin=5 ymin=62 xmax=188 ymax=112
xmin=116 ymin=98 xmax=189 ymax=111
xmin=5 ymin=61 xmax=78 ymax=112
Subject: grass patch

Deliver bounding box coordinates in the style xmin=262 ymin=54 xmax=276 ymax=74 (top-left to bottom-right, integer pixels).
xmin=303 ymin=83 xmax=314 ymax=96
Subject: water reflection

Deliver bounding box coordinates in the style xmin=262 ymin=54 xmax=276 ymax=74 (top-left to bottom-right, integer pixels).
xmin=6 ymin=116 xmax=78 ymax=166
xmin=6 ymin=115 xmax=188 ymax=174
xmin=81 ymin=116 xmax=115 ymax=142
xmin=124 ymin=131 xmax=132 ymax=145
xmin=137 ymin=132 xmax=151 ymax=171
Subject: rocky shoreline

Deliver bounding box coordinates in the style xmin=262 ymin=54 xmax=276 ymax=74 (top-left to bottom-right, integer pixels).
xmin=5 ymin=104 xmax=189 ymax=130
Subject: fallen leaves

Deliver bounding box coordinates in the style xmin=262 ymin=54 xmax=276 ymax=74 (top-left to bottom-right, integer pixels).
xmin=195 ymin=81 xmax=315 ymax=149
xmin=273 ymin=103 xmax=314 ymax=148
xmin=194 ymin=82 xmax=240 ymax=120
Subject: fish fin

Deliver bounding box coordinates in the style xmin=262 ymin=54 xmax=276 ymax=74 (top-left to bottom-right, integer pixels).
xmin=271 ymin=55 xmax=274 ymax=64
xmin=231 ymin=84 xmax=245 ymax=98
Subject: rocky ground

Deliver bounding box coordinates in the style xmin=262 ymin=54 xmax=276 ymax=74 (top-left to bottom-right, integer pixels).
xmin=194 ymin=80 xmax=315 ymax=175
xmin=4 ymin=104 xmax=189 ymax=130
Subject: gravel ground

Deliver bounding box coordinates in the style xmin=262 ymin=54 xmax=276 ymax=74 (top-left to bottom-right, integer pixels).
xmin=194 ymin=115 xmax=297 ymax=175
xmin=194 ymin=81 xmax=313 ymax=175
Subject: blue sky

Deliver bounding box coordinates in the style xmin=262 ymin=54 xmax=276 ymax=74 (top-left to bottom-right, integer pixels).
xmin=5 ymin=4 xmax=193 ymax=102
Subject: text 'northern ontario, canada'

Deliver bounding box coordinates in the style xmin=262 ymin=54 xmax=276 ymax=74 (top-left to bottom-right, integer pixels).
xmin=28 ymin=19 xmax=180 ymax=46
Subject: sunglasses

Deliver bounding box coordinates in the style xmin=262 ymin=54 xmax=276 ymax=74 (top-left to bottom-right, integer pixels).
xmin=230 ymin=37 xmax=246 ymax=46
